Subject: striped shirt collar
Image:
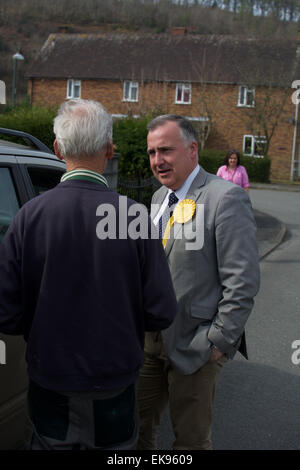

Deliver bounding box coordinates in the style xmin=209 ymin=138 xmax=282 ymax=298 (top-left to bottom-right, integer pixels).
xmin=60 ymin=169 xmax=108 ymax=187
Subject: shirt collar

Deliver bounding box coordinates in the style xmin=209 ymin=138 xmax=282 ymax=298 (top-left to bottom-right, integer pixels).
xmin=226 ymin=165 xmax=238 ymax=172
xmin=171 ymin=164 xmax=200 ymax=202
xmin=60 ymin=169 xmax=108 ymax=187
xmin=153 ymin=165 xmax=200 ymax=225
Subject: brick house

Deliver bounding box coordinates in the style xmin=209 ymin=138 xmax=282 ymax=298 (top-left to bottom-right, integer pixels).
xmin=27 ymin=32 xmax=300 ymax=181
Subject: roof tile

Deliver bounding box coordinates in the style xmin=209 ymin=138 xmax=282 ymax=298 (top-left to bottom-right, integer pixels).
xmin=27 ymin=33 xmax=300 ymax=86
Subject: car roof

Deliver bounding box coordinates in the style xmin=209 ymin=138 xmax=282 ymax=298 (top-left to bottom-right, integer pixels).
xmin=0 ymin=127 xmax=58 ymax=157
xmin=0 ymin=138 xmax=61 ymax=162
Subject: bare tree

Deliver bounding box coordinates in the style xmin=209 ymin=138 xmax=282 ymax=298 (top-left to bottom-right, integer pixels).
xmin=238 ymin=48 xmax=292 ymax=157
xmin=246 ymin=85 xmax=290 ymax=156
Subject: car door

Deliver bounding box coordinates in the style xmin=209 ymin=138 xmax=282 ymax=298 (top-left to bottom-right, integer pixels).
xmin=0 ymin=163 xmax=29 ymax=449
xmin=0 ymin=158 xmax=65 ymax=449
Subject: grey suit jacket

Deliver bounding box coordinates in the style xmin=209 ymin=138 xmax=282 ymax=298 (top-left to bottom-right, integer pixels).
xmin=151 ymin=167 xmax=260 ymax=374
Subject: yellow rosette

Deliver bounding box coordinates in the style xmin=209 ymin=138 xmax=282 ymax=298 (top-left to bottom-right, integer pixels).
xmin=162 ymin=199 xmax=196 ymax=248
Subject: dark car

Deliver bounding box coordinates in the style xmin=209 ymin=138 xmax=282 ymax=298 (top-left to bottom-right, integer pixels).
xmin=0 ymin=128 xmax=66 ymax=449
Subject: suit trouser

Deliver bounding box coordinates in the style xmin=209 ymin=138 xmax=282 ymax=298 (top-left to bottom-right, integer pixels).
xmin=137 ymin=332 xmax=226 ymax=450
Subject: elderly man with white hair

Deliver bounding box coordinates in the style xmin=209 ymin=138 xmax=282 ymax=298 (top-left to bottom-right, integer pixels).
xmin=0 ymin=99 xmax=177 ymax=450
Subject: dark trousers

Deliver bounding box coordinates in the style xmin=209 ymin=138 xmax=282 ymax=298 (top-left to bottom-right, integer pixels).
xmin=137 ymin=332 xmax=226 ymax=450
xmin=25 ymin=380 xmax=137 ymax=450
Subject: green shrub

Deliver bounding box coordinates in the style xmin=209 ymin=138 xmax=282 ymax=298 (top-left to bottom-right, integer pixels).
xmin=113 ymin=115 xmax=152 ymax=179
xmin=0 ymin=106 xmax=271 ymax=184
xmin=0 ymin=102 xmax=56 ymax=151
xmin=241 ymin=154 xmax=271 ymax=183
xmin=198 ymin=149 xmax=225 ymax=174
xmin=114 ymin=116 xmax=271 ymax=183
xmin=199 ymin=149 xmax=271 ymax=183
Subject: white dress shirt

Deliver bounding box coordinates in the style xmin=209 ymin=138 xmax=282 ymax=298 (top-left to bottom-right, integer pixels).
xmin=153 ymin=164 xmax=200 ymax=226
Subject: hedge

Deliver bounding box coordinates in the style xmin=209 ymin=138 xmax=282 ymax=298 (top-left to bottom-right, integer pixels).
xmin=113 ymin=117 xmax=271 ymax=183
xmin=113 ymin=115 xmax=152 ymax=178
xmin=198 ymin=149 xmax=271 ymax=183
xmin=0 ymin=102 xmax=56 ymax=151
xmin=0 ymin=105 xmax=270 ymax=183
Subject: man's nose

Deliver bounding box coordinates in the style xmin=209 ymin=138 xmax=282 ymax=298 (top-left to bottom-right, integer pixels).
xmin=153 ymin=151 xmax=164 ymax=166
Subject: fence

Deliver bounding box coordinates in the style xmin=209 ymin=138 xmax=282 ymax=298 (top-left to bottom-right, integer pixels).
xmin=118 ymin=176 xmax=161 ymax=209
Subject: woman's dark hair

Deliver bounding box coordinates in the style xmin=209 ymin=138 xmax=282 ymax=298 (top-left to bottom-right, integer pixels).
xmin=224 ymin=149 xmax=241 ymax=166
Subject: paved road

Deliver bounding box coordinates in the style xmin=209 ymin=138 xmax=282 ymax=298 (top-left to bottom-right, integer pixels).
xmin=157 ymin=188 xmax=300 ymax=450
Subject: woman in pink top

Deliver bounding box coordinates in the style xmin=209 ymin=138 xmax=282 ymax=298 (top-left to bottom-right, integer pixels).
xmin=217 ymin=149 xmax=250 ymax=192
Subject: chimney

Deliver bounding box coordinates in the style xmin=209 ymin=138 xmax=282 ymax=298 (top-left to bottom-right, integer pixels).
xmin=171 ymin=27 xmax=187 ymax=36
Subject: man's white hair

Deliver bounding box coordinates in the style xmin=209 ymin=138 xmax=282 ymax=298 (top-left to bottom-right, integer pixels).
xmin=53 ymin=99 xmax=113 ymax=159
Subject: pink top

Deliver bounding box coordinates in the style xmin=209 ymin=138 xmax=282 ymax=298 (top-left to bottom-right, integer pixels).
xmin=217 ymin=165 xmax=250 ymax=189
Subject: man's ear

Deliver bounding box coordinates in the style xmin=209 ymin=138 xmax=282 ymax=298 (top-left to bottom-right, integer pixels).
xmin=54 ymin=139 xmax=64 ymax=161
xmin=105 ymin=140 xmax=114 ymax=160
xmin=190 ymin=141 xmax=198 ymax=161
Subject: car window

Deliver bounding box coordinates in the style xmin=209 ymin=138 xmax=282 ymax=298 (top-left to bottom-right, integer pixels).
xmin=27 ymin=167 xmax=64 ymax=196
xmin=0 ymin=168 xmax=20 ymax=243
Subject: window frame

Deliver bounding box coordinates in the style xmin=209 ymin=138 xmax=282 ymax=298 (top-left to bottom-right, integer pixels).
xmin=14 ymin=157 xmax=65 ymax=200
xmin=123 ymin=81 xmax=139 ymax=102
xmin=175 ymin=83 xmax=192 ymax=105
xmin=243 ymin=135 xmax=267 ymax=157
xmin=0 ymin=161 xmax=28 ymax=205
xmin=238 ymin=85 xmax=255 ymax=108
xmin=26 ymin=165 xmax=65 ymax=197
xmin=0 ymin=162 xmax=22 ymax=244
xmin=66 ymin=79 xmax=81 ymax=99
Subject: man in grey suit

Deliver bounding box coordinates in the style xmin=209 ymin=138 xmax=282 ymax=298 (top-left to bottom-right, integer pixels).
xmin=137 ymin=115 xmax=260 ymax=450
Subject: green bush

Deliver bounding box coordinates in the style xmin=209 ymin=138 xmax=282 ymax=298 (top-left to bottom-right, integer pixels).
xmin=113 ymin=115 xmax=152 ymax=179
xmin=199 ymin=149 xmax=271 ymax=183
xmin=198 ymin=149 xmax=225 ymax=174
xmin=0 ymin=102 xmax=56 ymax=151
xmin=241 ymin=154 xmax=271 ymax=183
xmin=114 ymin=117 xmax=271 ymax=183
xmin=0 ymin=106 xmax=271 ymax=183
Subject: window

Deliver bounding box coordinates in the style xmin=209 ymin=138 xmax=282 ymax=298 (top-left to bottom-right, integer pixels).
xmin=67 ymin=79 xmax=81 ymax=99
xmin=0 ymin=168 xmax=20 ymax=243
xmin=238 ymin=86 xmax=255 ymax=107
xmin=27 ymin=167 xmax=65 ymax=196
xmin=243 ymin=135 xmax=267 ymax=157
xmin=175 ymin=83 xmax=191 ymax=104
xmin=123 ymin=81 xmax=139 ymax=102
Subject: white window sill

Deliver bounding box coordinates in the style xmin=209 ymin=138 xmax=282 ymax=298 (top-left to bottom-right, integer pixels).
xmin=122 ymin=99 xmax=138 ymax=103
xmin=237 ymin=104 xmax=255 ymax=108
xmin=175 ymin=101 xmax=191 ymax=105
xmin=243 ymin=153 xmax=264 ymax=158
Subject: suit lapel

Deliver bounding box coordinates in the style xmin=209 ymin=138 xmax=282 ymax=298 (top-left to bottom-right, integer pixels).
xmin=186 ymin=167 xmax=208 ymax=200
xmin=151 ymin=186 xmax=168 ymax=220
